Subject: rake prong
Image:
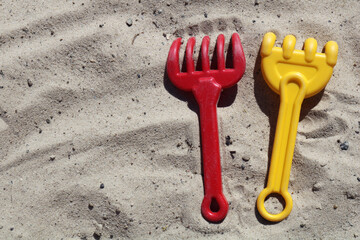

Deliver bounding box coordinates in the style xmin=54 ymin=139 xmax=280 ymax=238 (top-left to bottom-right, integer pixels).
xmin=325 ymin=41 xmax=338 ymax=67
xmin=216 ymin=34 xmax=225 ymax=70
xmin=167 ymin=38 xmax=182 ymax=80
xmin=231 ymin=33 xmax=246 ymax=73
xmin=304 ymin=38 xmax=317 ymax=62
xmin=261 ymin=32 xmax=276 ymax=57
xmin=186 ymin=37 xmax=196 ymax=73
xmin=282 ymin=35 xmax=296 ymax=59
xmin=201 ymin=36 xmax=210 ymax=71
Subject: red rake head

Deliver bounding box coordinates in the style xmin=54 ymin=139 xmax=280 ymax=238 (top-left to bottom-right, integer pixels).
xmin=167 ymin=33 xmax=246 ymax=91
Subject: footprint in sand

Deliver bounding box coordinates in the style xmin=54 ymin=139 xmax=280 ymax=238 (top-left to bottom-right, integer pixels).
xmin=298 ymin=110 xmax=348 ymax=139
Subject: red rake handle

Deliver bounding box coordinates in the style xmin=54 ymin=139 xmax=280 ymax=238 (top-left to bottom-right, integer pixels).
xmin=193 ymin=77 xmax=228 ymax=222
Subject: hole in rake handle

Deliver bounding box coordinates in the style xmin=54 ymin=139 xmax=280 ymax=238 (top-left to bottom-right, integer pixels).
xmin=264 ymin=193 xmax=285 ymax=214
xmin=210 ymin=197 xmax=220 ymax=212
xmin=257 ymin=188 xmax=293 ymax=222
xmin=201 ymin=194 xmax=228 ymax=222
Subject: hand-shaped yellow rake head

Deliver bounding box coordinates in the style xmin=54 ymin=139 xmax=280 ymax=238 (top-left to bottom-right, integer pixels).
xmin=261 ymin=32 xmax=338 ymax=97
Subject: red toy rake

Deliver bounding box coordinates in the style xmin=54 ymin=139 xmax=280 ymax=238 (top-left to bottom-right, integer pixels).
xmin=167 ymin=33 xmax=246 ymax=222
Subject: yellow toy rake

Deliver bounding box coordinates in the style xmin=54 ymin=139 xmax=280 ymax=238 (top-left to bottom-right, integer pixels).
xmin=257 ymin=32 xmax=338 ymax=222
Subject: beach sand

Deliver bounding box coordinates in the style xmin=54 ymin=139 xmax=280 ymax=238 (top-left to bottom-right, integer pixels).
xmin=0 ymin=0 xmax=359 ymax=239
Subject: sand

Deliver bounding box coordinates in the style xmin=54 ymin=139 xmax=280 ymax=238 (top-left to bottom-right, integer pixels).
xmin=0 ymin=0 xmax=359 ymax=239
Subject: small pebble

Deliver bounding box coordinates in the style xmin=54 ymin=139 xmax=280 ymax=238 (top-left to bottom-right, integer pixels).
xmin=153 ymin=9 xmax=163 ymax=16
xmin=204 ymin=12 xmax=208 ymax=18
xmin=184 ymin=0 xmax=190 ymax=5
xmin=46 ymin=119 xmax=51 ymax=124
xmin=151 ymin=21 xmax=159 ymax=28
xmin=27 ymin=79 xmax=33 ymax=87
xmin=340 ymin=141 xmax=349 ymax=150
xmin=241 ymin=164 xmax=245 ymax=170
xmin=357 ymin=177 xmax=360 ymax=182
xmin=345 ymin=191 xmax=356 ymax=199
xmin=333 ymin=204 xmax=338 ymax=209
xmin=49 ymin=155 xmax=56 ymax=161
xmin=300 ymin=223 xmax=305 ymax=228
xmin=242 ymin=156 xmax=250 ymax=162
xmin=162 ymin=32 xmax=170 ymax=40
xmin=225 ymin=136 xmax=232 ymax=146
xmin=93 ymin=232 xmax=101 ymax=240
xmin=100 ymin=183 xmax=105 ymax=189
xmin=254 ymin=0 xmax=259 ymax=6
xmin=10 ymin=227 xmax=14 ymax=231
xmin=312 ymin=182 xmax=322 ymax=192
xmin=88 ymin=203 xmax=94 ymax=210
xmin=126 ymin=19 xmax=133 ymax=27
xmin=99 ymin=24 xmax=104 ymax=28
xmin=230 ymin=151 xmax=236 ymax=159
xmin=315 ymin=203 xmax=322 ymax=210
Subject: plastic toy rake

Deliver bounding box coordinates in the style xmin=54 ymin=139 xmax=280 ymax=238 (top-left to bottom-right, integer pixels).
xmin=257 ymin=32 xmax=338 ymax=222
xmin=167 ymin=33 xmax=245 ymax=222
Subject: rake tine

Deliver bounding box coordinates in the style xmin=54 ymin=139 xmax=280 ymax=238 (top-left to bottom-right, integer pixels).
xmin=216 ymin=34 xmax=225 ymax=70
xmin=201 ymin=36 xmax=210 ymax=71
xmin=325 ymin=41 xmax=338 ymax=67
xmin=304 ymin=38 xmax=317 ymax=62
xmin=260 ymin=32 xmax=276 ymax=57
xmin=231 ymin=33 xmax=246 ymax=73
xmin=282 ymin=35 xmax=296 ymax=59
xmin=167 ymin=38 xmax=182 ymax=79
xmin=186 ymin=37 xmax=196 ymax=73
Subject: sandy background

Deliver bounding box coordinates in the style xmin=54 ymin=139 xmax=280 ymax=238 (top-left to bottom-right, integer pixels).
xmin=0 ymin=0 xmax=359 ymax=239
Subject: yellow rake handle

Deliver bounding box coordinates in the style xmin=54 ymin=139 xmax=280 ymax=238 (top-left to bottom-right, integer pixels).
xmin=257 ymin=73 xmax=306 ymax=222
